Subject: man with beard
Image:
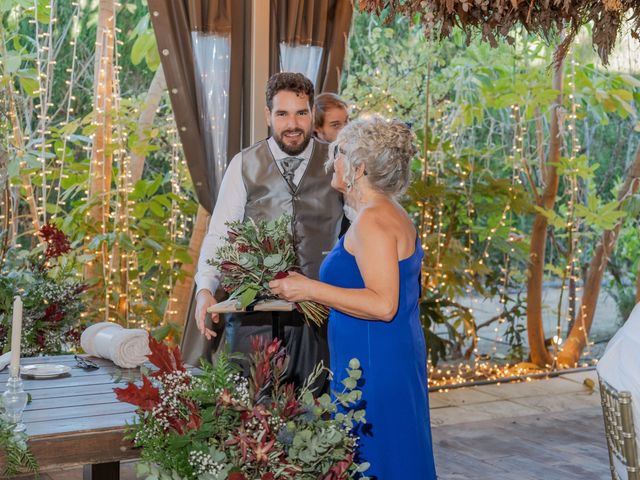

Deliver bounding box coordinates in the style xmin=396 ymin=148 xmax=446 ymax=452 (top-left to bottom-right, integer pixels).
xmin=194 ymin=72 xmax=343 ymax=389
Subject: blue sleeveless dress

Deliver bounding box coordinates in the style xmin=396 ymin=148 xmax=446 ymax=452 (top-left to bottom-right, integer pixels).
xmin=319 ymin=236 xmax=437 ymax=480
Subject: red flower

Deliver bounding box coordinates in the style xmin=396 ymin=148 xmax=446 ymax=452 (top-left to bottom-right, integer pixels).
xmin=281 ymin=384 xmax=302 ymax=418
xmin=251 ymin=359 xmax=271 ymax=396
xmin=227 ymin=230 xmax=239 ymax=243
xmin=261 ymin=473 xmax=276 ymax=480
xmin=44 ymin=303 xmax=65 ymax=323
xmin=220 ymin=261 xmax=239 ymax=272
xmin=261 ymin=237 xmax=274 ymax=253
xmin=254 ymin=437 xmax=276 ymax=464
xmin=226 ymin=429 xmax=257 ymax=462
xmin=274 ymin=271 xmax=289 ymax=280
xmin=39 ymin=223 xmax=71 ymax=259
xmin=167 ymin=398 xmax=201 ymax=434
xmin=321 ymin=453 xmax=354 ymax=480
xmin=186 ymin=409 xmax=201 ymax=431
xmin=65 ymin=328 xmax=82 ymax=343
xmin=237 ymin=244 xmax=250 ymax=253
xmin=218 ymin=388 xmax=235 ymax=407
xmin=114 ymin=376 xmax=161 ymax=412
xmin=228 ymin=473 xmax=247 ymax=480
xmin=250 ymin=335 xmax=265 ymax=353
xmin=265 ymin=338 xmax=282 ymax=358
xmin=252 ymin=404 xmax=272 ymax=429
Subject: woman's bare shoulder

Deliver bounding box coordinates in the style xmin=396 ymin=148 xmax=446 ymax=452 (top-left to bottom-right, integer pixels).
xmin=353 ymin=202 xmax=416 ymax=255
xmin=352 ymin=206 xmax=389 ymax=238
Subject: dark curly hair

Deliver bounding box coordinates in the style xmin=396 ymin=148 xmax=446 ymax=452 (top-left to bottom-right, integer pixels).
xmin=265 ymin=72 xmax=314 ymax=111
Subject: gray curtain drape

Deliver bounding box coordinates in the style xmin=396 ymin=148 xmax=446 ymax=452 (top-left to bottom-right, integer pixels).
xmin=148 ymin=0 xmax=245 ymax=213
xmin=271 ymin=0 xmax=353 ymax=92
xmin=149 ymin=0 xmax=352 ymax=366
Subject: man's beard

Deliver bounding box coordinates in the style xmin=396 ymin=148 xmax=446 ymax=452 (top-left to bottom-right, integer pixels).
xmin=274 ymin=128 xmax=311 ymax=156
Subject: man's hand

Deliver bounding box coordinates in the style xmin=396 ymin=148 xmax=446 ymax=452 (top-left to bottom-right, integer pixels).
xmin=195 ymin=290 xmax=220 ymax=340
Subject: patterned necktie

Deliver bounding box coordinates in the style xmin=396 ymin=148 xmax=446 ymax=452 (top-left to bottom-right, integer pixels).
xmin=280 ymin=156 xmax=304 ymax=189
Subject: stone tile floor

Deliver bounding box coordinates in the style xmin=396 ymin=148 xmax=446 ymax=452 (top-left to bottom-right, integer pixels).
xmin=33 ymin=369 xmax=610 ymax=480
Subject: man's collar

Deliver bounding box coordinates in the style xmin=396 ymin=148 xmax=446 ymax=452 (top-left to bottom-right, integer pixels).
xmin=267 ymin=136 xmax=314 ymax=161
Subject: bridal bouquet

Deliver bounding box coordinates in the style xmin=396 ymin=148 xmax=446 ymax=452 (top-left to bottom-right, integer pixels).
xmin=115 ymin=335 xmax=369 ymax=480
xmin=209 ymin=215 xmax=329 ymax=326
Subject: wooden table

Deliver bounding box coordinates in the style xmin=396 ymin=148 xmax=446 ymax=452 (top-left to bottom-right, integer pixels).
xmin=209 ymin=298 xmax=296 ymax=340
xmin=0 ymin=355 xmax=141 ymax=479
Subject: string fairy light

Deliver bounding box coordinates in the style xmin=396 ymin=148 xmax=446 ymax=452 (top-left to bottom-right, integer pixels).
xmin=53 ymin=1 xmax=81 ymax=216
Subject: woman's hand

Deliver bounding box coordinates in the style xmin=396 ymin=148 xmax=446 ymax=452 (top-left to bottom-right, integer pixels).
xmin=269 ymin=272 xmax=313 ymax=302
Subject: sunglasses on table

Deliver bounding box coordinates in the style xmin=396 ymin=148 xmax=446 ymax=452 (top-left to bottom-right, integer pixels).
xmin=74 ymin=355 xmax=100 ymax=370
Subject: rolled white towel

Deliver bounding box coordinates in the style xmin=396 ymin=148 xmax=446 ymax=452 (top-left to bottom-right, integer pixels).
xmin=107 ymin=328 xmax=149 ymax=368
xmin=80 ymin=322 xmax=117 ymax=355
xmin=80 ymin=322 xmax=150 ymax=368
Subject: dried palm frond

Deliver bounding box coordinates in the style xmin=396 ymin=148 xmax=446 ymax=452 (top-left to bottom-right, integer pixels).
xmin=360 ymin=0 xmax=640 ymax=65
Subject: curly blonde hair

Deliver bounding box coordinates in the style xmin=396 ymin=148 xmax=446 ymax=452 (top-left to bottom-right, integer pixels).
xmin=328 ymin=115 xmax=417 ymax=197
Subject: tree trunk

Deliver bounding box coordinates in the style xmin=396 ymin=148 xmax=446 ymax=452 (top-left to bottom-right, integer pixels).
xmin=557 ymin=143 xmax=640 ymax=366
xmin=130 ymin=66 xmax=166 ymax=184
xmin=162 ymin=205 xmax=209 ymax=326
xmin=85 ymin=0 xmax=116 ymax=313
xmin=526 ymin=56 xmax=565 ymax=367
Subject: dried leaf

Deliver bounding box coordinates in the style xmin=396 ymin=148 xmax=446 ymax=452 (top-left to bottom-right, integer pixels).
xmin=147 ymin=334 xmax=185 ymax=377
xmin=114 ymin=376 xmax=160 ymax=411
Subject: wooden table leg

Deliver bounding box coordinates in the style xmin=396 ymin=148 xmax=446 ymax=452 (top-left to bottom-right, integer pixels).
xmin=83 ymin=462 xmax=120 ymax=480
xmin=271 ymin=311 xmax=284 ymax=341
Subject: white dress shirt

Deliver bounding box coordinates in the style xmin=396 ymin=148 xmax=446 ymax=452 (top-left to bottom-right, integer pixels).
xmin=194 ymin=137 xmax=315 ymax=295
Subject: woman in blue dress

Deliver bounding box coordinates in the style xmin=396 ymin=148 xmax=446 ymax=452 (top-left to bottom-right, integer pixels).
xmin=269 ymin=115 xmax=437 ymax=479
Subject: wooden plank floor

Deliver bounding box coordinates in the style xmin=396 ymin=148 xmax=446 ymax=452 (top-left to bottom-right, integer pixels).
xmin=431 ymin=370 xmax=611 ymax=480
xmin=32 ymin=370 xmax=610 ymax=480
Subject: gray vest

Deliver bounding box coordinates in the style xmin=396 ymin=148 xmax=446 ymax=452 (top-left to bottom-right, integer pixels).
xmin=241 ymin=139 xmax=343 ymax=280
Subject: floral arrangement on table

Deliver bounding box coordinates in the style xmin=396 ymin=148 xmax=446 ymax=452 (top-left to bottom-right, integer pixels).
xmin=0 ymin=223 xmax=87 ymax=356
xmin=209 ymin=215 xmax=329 ymax=326
xmin=0 ymin=417 xmax=38 ymax=477
xmin=115 ymin=335 xmax=369 ymax=480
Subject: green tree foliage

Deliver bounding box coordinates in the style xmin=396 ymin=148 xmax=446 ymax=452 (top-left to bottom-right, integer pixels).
xmin=0 ymin=1 xmax=196 ymax=332
xmin=343 ymin=11 xmax=640 ymax=364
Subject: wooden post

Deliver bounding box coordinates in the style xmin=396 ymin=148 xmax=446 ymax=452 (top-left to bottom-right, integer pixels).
xmin=250 ymin=0 xmax=270 ymax=143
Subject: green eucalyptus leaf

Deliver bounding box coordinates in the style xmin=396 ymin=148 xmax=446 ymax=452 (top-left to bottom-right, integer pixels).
xmin=237 ymin=285 xmax=258 ymax=309
xmin=263 ymin=253 xmax=283 ymax=268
